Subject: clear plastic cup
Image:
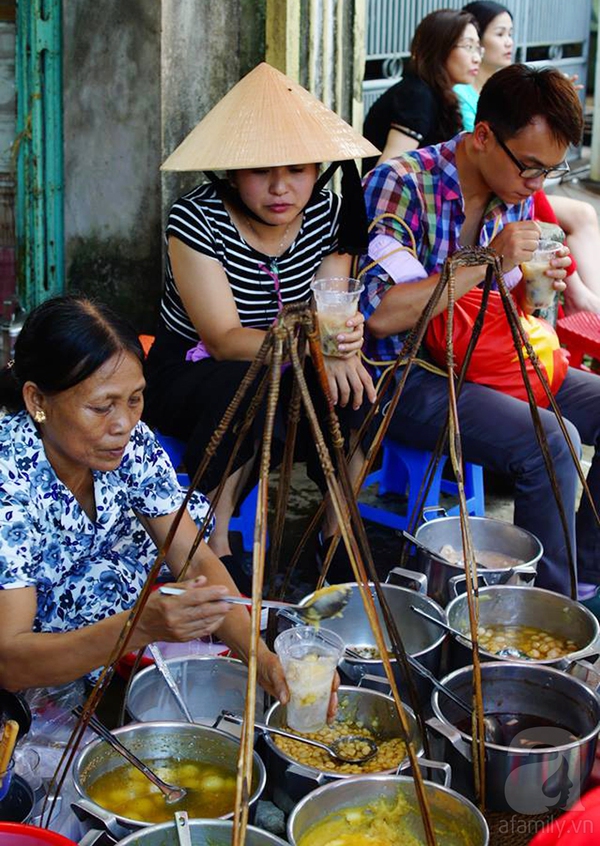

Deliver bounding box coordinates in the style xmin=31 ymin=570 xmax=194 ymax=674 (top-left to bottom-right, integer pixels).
xmin=274 ymin=626 xmax=344 ymax=733
xmin=521 ymin=239 xmax=563 ymax=311
xmin=310 ymin=277 xmax=364 ymax=357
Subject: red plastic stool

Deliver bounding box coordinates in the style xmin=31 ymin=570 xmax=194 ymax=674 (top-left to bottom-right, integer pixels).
xmin=556 ymin=311 xmax=600 ymax=370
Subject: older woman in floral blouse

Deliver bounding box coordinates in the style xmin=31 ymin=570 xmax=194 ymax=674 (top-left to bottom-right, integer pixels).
xmin=0 ymin=294 xmax=287 ymax=700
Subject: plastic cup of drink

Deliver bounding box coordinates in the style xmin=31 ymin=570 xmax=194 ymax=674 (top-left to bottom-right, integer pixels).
xmin=274 ymin=626 xmax=344 ymax=733
xmin=310 ymin=277 xmax=364 ymax=357
xmin=521 ymin=239 xmax=563 ymax=310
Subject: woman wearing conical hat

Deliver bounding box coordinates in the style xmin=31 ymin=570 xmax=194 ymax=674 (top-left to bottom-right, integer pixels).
xmin=144 ymin=64 xmax=379 ymax=587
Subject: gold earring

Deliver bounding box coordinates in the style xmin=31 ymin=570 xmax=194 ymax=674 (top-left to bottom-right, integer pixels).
xmin=33 ymin=410 xmax=46 ymax=423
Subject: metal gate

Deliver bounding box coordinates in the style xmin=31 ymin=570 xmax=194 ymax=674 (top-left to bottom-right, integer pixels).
xmin=15 ymin=0 xmax=63 ymax=309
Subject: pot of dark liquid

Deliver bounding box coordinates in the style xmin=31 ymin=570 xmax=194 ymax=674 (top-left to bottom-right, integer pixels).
xmin=429 ymin=662 xmax=600 ymax=812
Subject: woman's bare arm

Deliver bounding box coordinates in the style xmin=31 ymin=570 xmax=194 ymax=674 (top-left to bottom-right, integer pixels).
xmin=170 ymin=237 xmax=268 ymax=361
xmin=0 ymin=574 xmax=231 ymax=691
xmin=376 ymin=128 xmax=419 ymax=167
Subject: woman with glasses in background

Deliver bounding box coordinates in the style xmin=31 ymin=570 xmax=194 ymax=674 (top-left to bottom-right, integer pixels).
xmin=455 ymin=0 xmax=600 ymax=315
xmin=362 ymin=9 xmax=483 ymax=172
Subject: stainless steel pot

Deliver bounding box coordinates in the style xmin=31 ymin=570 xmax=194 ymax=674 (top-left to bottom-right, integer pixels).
xmin=71 ymin=721 xmax=266 ymax=840
xmin=261 ymin=684 xmax=424 ymax=813
xmin=446 ymin=585 xmax=600 ymax=684
xmin=125 ymin=656 xmax=264 ymax=724
xmin=430 ymin=662 xmax=600 ymax=813
xmin=414 ymin=513 xmax=541 ymax=606
xmin=287 ymin=774 xmax=489 ymax=845
xmin=114 ymin=819 xmax=287 ymax=845
xmin=297 ymin=579 xmax=447 ymax=705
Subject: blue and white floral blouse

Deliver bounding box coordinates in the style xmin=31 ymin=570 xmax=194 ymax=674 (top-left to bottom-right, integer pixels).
xmin=0 ymin=412 xmax=213 ymax=638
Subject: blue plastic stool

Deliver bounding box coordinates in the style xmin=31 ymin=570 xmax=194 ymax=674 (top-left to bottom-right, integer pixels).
xmin=358 ymin=440 xmax=485 ymax=532
xmin=154 ymin=431 xmax=190 ymax=488
xmin=228 ymin=485 xmax=259 ymax=552
xmin=154 ymin=430 xmax=258 ymax=552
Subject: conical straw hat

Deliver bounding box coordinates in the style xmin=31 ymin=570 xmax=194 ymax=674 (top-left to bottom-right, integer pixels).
xmin=161 ymin=62 xmax=379 ymax=171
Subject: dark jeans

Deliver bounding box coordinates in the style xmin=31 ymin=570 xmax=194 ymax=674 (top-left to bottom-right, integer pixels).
xmin=144 ymin=326 xmax=365 ymax=494
xmin=384 ymin=365 xmax=600 ymax=595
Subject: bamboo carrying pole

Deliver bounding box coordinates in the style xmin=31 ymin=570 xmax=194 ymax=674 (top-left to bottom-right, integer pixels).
xmin=0 ymin=719 xmax=19 ymax=789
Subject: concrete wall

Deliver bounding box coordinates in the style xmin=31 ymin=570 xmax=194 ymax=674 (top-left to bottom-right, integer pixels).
xmin=63 ymin=0 xmax=264 ymax=333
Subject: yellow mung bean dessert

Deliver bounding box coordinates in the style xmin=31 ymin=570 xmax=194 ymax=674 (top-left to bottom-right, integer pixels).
xmin=297 ymin=791 xmax=467 ymax=846
xmin=475 ymin=623 xmax=578 ymax=659
xmin=273 ymin=720 xmax=406 ymax=773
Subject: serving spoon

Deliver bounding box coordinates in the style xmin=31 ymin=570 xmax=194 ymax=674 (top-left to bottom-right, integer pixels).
xmin=343 ymin=645 xmax=504 ymax=745
xmin=159 ymin=583 xmax=352 ymax=624
xmin=73 ymin=706 xmax=189 ymax=805
xmin=174 ymin=811 xmax=192 ymax=846
xmin=409 ymin=605 xmax=529 ymax=659
xmin=220 ymin=710 xmax=378 ymax=764
xmin=146 ymin=643 xmax=194 ymax=723
xmin=402 ymin=530 xmax=489 ymax=571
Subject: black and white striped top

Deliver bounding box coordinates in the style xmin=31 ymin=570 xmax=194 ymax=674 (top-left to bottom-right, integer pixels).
xmin=158 ymin=183 xmax=341 ymax=343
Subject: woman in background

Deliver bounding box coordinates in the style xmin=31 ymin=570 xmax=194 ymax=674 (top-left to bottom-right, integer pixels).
xmin=455 ymin=0 xmax=600 ymax=315
xmin=362 ymin=8 xmax=482 ymax=171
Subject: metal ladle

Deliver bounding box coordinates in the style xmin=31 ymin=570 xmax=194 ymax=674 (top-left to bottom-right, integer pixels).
xmin=146 ymin=643 xmax=194 ymax=723
xmin=174 ymin=811 xmax=192 ymax=846
xmin=409 ymin=604 xmax=530 ymax=660
xmin=343 ymin=645 xmax=504 ymax=744
xmin=402 ymin=530 xmax=488 ymax=571
xmin=220 ymin=711 xmax=378 ymax=764
xmin=72 ymin=706 xmax=188 ymax=805
xmin=159 ymin=583 xmax=352 ymax=624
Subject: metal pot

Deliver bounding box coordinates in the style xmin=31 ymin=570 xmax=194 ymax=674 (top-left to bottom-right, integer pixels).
xmin=430 ymin=662 xmax=600 ymax=812
xmin=261 ymin=684 xmax=424 ymax=813
xmin=71 ymin=721 xmax=266 ymax=840
xmin=114 ymin=819 xmax=287 ymax=845
xmin=125 ymin=656 xmax=264 ymax=724
xmin=297 ymin=579 xmax=447 ymax=705
xmin=0 ymin=775 xmax=34 ymax=824
xmin=414 ymin=513 xmax=541 ymax=606
xmin=446 ymin=585 xmax=600 ymax=684
xmin=287 ymin=774 xmax=489 ymax=845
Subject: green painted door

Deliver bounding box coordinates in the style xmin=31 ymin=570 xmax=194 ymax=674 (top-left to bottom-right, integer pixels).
xmin=15 ymin=0 xmax=63 ymax=309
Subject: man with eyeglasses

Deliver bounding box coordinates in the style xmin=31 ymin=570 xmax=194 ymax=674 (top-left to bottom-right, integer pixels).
xmin=359 ymin=63 xmax=600 ymax=598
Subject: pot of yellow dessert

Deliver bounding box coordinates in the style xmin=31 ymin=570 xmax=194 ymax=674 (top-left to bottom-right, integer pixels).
xmin=287 ymin=774 xmax=489 ymax=845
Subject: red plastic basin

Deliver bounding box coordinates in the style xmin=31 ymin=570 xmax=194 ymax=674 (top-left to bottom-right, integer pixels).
xmin=0 ymin=823 xmax=77 ymax=844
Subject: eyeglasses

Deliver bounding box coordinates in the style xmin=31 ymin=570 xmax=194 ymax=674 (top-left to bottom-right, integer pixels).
xmin=490 ymin=128 xmax=570 ymax=180
xmin=455 ymin=41 xmax=485 ymax=57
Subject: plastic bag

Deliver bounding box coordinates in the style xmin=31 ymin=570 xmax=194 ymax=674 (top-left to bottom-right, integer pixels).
xmin=18 ymin=681 xmax=94 ymax=839
xmin=22 ymin=680 xmax=91 ymax=779
xmin=424 ymin=288 xmax=569 ymax=406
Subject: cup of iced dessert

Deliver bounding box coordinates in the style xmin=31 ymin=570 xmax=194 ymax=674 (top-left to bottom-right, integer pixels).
xmin=310 ymin=277 xmax=364 ymax=357
xmin=274 ymin=626 xmax=344 ymax=733
xmin=521 ymin=240 xmax=563 ymax=311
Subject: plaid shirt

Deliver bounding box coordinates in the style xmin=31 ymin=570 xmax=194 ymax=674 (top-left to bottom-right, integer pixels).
xmin=359 ymin=134 xmax=533 ymax=363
